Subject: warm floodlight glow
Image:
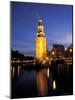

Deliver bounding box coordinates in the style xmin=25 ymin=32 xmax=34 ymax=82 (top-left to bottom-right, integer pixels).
xmin=36 ymin=37 xmax=46 ymax=61
xmin=53 ymin=80 xmax=56 ymax=90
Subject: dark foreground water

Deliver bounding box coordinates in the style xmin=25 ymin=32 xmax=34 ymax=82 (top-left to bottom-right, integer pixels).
xmin=11 ymin=63 xmax=73 ymax=99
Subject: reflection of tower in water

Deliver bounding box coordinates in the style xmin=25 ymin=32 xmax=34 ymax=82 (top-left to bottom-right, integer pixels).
xmin=36 ymin=18 xmax=48 ymax=96
xmin=36 ymin=17 xmax=47 ymax=61
xmin=36 ymin=68 xmax=48 ymax=96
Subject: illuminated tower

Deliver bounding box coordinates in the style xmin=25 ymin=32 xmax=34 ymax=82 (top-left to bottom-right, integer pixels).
xmin=36 ymin=17 xmax=47 ymax=61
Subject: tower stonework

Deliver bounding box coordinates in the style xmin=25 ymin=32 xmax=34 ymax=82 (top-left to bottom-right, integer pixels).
xmin=36 ymin=18 xmax=47 ymax=61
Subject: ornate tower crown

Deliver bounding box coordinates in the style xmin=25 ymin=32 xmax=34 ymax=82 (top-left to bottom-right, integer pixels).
xmin=37 ymin=17 xmax=45 ymax=37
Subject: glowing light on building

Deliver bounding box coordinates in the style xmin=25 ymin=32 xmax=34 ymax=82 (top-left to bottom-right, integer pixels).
xmin=36 ymin=17 xmax=47 ymax=61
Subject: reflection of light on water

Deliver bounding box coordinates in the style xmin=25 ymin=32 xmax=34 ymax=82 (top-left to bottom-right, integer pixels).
xmin=53 ymin=80 xmax=56 ymax=90
xmin=11 ymin=67 xmax=12 ymax=74
xmin=13 ymin=67 xmax=15 ymax=77
xmin=36 ymin=69 xmax=48 ymax=96
xmin=12 ymin=66 xmax=21 ymax=77
xmin=18 ymin=66 xmax=20 ymax=76
xmin=47 ymin=68 xmax=49 ymax=78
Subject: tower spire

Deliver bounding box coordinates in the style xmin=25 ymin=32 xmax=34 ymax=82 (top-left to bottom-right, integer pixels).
xmin=38 ymin=17 xmax=43 ymax=25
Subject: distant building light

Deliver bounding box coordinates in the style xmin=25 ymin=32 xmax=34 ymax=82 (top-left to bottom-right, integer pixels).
xmin=42 ymin=60 xmax=46 ymax=64
xmin=33 ymin=62 xmax=35 ymax=65
xmin=12 ymin=60 xmax=15 ymax=63
xmin=17 ymin=60 xmax=20 ymax=63
xmin=70 ymin=49 xmax=72 ymax=52
xmin=52 ymin=51 xmax=55 ymax=55
xmin=50 ymin=57 xmax=52 ymax=61
xmin=65 ymin=47 xmax=67 ymax=51
xmin=63 ymin=57 xmax=65 ymax=59
xmin=60 ymin=56 xmax=62 ymax=58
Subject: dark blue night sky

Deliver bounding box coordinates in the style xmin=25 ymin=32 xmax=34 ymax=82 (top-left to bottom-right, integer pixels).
xmin=11 ymin=2 xmax=73 ymax=56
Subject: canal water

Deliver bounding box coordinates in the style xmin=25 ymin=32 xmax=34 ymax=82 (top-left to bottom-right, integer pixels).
xmin=11 ymin=63 xmax=73 ymax=98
